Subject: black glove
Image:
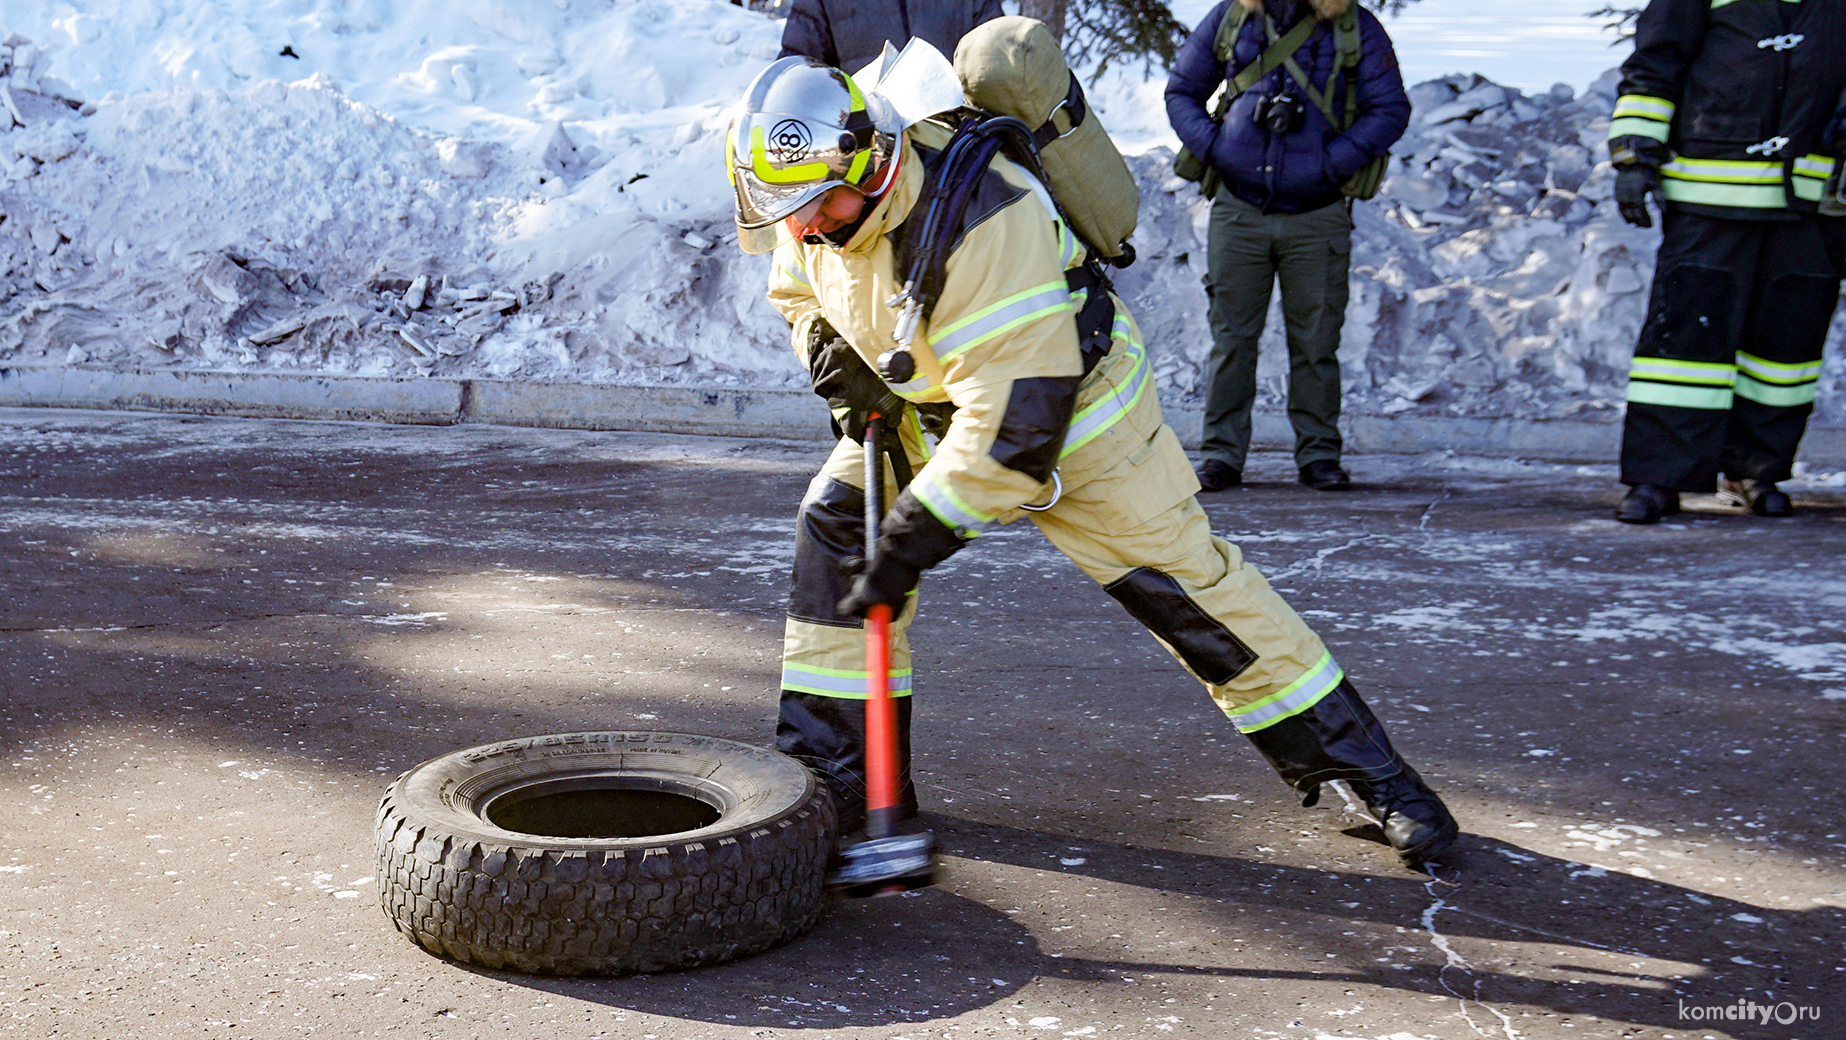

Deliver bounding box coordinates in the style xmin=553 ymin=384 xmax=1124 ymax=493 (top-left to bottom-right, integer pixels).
xmin=836 ymin=550 xmax=920 ymax=619
xmin=1614 ymin=165 xmax=1662 ymax=228
xmin=805 ymin=317 xmax=904 ymax=443
xmin=1609 ymin=135 xmax=1670 ymax=229
xmin=836 ymin=490 xmax=969 ymax=619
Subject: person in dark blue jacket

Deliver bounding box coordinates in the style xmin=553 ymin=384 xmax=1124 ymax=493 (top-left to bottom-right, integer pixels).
xmin=1166 ymin=0 xmax=1408 ymax=493
xmin=778 ymin=0 xmax=1003 ymax=76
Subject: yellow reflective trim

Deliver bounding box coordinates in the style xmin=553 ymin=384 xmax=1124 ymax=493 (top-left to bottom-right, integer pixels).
xmin=1626 ymin=380 xmax=1734 ymax=410
xmin=1793 ymin=155 xmax=1835 ymax=179
xmin=1734 ymin=373 xmax=1818 ymax=407
xmin=1610 ymin=118 xmax=1672 ymax=142
xmin=911 ymin=470 xmax=993 ymax=536
xmin=847 ymin=146 xmax=870 ymax=184
xmin=926 ymin=281 xmax=1074 ymax=362
xmin=1660 ymin=177 xmax=1786 ymax=208
xmin=1061 ymin=317 xmax=1148 ymax=457
xmin=725 ymin=130 xmax=737 ymax=186
xmin=1661 ymin=158 xmax=1784 ymax=185
xmin=781 ymin=662 xmax=915 ymax=699
xmin=1612 ymin=95 xmax=1674 ymax=121
xmin=1735 ymin=351 xmax=1822 ymax=384
xmin=1227 ymin=652 xmax=1344 ymax=733
xmin=1629 ymin=357 xmax=1735 ymax=386
xmin=751 ymin=125 xmax=830 ymax=185
xmin=1793 ymin=176 xmax=1824 ymax=202
xmin=781 ymin=255 xmax=810 ymax=288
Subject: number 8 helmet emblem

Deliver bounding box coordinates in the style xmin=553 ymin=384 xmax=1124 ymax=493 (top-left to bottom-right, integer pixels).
xmin=770 ymin=120 xmax=813 ymax=163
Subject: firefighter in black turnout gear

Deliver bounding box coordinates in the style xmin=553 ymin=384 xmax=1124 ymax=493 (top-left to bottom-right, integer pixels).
xmin=1608 ymin=0 xmax=1846 ymax=524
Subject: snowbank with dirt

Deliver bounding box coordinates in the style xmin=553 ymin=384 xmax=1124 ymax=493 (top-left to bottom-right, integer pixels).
xmin=0 ymin=1 xmax=1840 ymax=429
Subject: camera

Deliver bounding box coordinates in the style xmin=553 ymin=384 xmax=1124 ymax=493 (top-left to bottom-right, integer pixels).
xmin=1252 ymin=92 xmax=1306 ymax=134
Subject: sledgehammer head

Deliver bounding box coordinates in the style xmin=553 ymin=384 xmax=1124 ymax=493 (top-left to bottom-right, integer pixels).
xmin=828 ymin=832 xmax=938 ymax=898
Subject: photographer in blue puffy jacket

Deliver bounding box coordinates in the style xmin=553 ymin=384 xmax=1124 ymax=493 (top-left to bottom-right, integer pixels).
xmin=1166 ymin=0 xmax=1408 ymax=493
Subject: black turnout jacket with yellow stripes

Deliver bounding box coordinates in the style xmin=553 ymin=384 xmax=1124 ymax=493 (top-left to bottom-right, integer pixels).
xmin=1609 ymin=0 xmax=1846 ymax=219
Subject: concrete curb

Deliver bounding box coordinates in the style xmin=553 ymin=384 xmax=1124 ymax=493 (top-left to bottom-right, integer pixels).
xmin=2 ymin=364 xmax=1842 ymax=465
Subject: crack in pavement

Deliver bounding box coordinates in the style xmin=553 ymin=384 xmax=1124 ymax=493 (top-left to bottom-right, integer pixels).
xmin=1421 ymin=870 xmax=1523 ymax=1040
xmin=1266 ymin=524 xmax=1377 ymax=587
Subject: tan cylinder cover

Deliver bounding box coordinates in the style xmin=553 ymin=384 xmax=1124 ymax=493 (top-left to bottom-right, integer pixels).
xmin=953 ymin=16 xmax=1139 ymax=258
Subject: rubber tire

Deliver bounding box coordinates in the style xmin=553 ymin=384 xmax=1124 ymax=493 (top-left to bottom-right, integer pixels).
xmin=373 ymin=731 xmax=836 ymax=976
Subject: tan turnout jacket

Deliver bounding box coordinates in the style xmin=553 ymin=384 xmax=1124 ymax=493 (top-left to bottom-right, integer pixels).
xmin=766 ymin=120 xmax=1188 ymax=538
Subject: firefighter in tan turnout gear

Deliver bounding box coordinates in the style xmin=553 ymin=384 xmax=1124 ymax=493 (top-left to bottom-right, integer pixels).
xmin=1608 ymin=0 xmax=1846 ymax=524
xmin=725 ymin=53 xmax=1458 ymax=867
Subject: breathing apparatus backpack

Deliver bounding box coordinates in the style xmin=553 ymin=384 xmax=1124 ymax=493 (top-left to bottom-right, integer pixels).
xmin=876 ymin=17 xmax=1140 ymax=386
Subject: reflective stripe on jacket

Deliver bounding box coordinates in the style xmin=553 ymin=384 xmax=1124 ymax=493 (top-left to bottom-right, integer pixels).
xmin=766 ymin=120 xmax=1166 ymax=538
xmin=1609 ymin=0 xmax=1846 ymax=217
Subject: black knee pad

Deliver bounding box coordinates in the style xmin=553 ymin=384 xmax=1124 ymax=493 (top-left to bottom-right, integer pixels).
xmin=1638 ymin=262 xmax=1737 ymax=361
xmin=1753 ymin=271 xmax=1840 ymax=356
xmin=1103 ymin=567 xmax=1258 ymax=684
xmin=790 ymin=477 xmax=865 ymax=628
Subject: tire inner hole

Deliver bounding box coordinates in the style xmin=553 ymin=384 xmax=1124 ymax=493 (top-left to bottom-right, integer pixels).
xmin=487 ymin=778 xmax=722 ymax=839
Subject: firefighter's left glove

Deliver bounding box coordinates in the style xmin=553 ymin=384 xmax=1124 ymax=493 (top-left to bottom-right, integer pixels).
xmin=1614 ymin=165 xmax=1661 ymax=228
xmin=806 ymin=318 xmax=905 ymax=444
xmin=837 ymin=490 xmax=969 ymax=619
xmin=1610 ymin=136 xmax=1669 ymax=229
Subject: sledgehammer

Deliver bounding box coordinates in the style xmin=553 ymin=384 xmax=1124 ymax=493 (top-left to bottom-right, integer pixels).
xmin=827 ymin=413 xmax=938 ymax=897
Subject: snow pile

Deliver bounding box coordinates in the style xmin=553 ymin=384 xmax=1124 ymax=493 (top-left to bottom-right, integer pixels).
xmin=0 ymin=3 xmax=1840 ymax=430
xmin=1 ymin=1 xmax=786 ymax=383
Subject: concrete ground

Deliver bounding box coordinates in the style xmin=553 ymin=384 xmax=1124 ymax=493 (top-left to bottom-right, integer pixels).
xmin=1 ymin=407 xmax=1842 ymax=1040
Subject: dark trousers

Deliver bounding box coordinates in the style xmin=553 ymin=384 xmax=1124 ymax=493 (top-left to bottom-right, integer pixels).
xmin=1621 ymin=207 xmax=1841 ymax=490
xmin=1202 ymin=190 xmax=1353 ymax=470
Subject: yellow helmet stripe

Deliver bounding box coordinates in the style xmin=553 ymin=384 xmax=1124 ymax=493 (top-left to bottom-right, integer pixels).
xmin=750 ymin=124 xmax=831 ymax=185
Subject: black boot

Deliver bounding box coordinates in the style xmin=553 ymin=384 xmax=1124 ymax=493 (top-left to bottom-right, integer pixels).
xmin=776 ymin=689 xmax=918 ymax=836
xmin=1242 ymin=679 xmax=1458 ymax=867
xmin=1345 ymin=765 xmax=1460 ymax=868
xmin=1616 ymin=483 xmax=1680 ymax=524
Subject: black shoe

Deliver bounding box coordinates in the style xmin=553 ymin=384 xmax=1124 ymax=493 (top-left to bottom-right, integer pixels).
xmin=1717 ymin=477 xmax=1794 ymax=518
xmin=1195 ymin=459 xmax=1243 ymax=492
xmin=1615 ymin=483 xmax=1680 ymax=525
xmin=1298 ymin=459 xmax=1351 ymax=491
xmin=1347 ymin=767 xmax=1460 ymax=868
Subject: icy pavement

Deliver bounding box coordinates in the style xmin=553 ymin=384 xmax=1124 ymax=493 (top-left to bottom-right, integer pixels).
xmin=1 ymin=408 xmax=1841 ymax=1039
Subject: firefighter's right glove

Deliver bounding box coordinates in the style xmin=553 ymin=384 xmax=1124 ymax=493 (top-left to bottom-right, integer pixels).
xmin=806 ymin=318 xmax=905 ymax=444
xmin=1610 ymin=136 xmax=1670 ymax=229
xmin=837 ymin=490 xmax=969 ymax=619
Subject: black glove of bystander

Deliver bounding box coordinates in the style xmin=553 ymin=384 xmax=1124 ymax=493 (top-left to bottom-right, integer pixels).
xmin=836 ymin=490 xmax=969 ymax=619
xmin=1610 ymin=135 xmax=1670 ymax=229
xmin=1614 ymin=166 xmax=1662 ymax=228
xmin=806 ymin=317 xmax=905 ymax=443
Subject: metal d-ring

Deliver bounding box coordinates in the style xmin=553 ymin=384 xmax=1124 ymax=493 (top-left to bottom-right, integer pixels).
xmin=1020 ymin=469 xmax=1063 ymax=512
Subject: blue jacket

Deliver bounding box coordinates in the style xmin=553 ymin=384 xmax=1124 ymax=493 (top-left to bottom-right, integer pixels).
xmin=779 ymin=0 xmax=1005 ymax=77
xmin=1165 ymin=0 xmax=1409 ymax=214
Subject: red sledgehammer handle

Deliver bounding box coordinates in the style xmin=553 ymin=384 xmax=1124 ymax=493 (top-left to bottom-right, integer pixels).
xmin=862 ymin=416 xmax=900 ymax=841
